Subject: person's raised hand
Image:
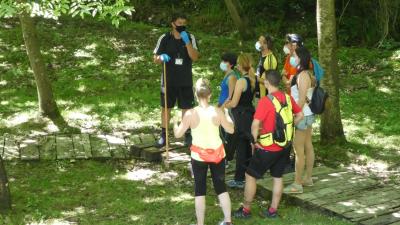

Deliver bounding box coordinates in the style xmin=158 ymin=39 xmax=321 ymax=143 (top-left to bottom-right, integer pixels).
xmin=159 ymin=54 xmax=171 ymax=62
xmin=180 ymin=31 xmax=190 ymax=45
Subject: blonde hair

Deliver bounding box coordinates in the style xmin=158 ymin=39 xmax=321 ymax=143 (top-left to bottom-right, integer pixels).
xmin=237 ymin=53 xmax=256 ymax=91
xmin=195 ymin=78 xmax=211 ymax=99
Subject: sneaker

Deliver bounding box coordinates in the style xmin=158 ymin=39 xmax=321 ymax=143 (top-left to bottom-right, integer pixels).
xmin=233 ymin=206 xmax=251 ymax=219
xmin=218 ymin=221 xmax=233 ymax=225
xmin=283 ymin=183 xmax=303 ymax=194
xmin=259 ymin=208 xmax=278 ymax=219
xmin=154 ymin=135 xmax=166 ymax=148
xmin=227 ymin=180 xmax=245 ymax=189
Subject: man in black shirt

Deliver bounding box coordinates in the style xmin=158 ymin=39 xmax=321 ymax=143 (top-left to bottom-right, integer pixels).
xmin=153 ymin=13 xmax=199 ymax=147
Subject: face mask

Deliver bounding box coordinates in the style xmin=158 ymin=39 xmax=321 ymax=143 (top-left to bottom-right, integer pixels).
xmin=175 ymin=24 xmax=186 ymax=33
xmin=255 ymin=42 xmax=262 ymax=52
xmin=290 ymin=56 xmax=298 ymax=67
xmin=220 ymin=62 xmax=228 ymax=71
xmin=283 ymin=46 xmax=290 ymax=55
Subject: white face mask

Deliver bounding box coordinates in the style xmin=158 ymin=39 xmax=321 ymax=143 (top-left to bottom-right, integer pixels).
xmin=283 ymin=45 xmax=290 ymax=55
xmin=255 ymin=42 xmax=262 ymax=52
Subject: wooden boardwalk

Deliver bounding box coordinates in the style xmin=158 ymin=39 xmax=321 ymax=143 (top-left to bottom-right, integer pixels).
xmin=1 ymin=133 xmax=399 ymax=224
xmin=252 ymin=166 xmax=400 ymax=225
xmin=0 ymin=133 xmax=187 ymax=161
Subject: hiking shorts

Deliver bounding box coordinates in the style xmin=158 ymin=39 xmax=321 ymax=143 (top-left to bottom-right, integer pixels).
xmin=296 ymin=115 xmax=315 ymax=130
xmin=160 ymin=86 xmax=194 ymax=109
xmin=246 ymin=147 xmax=290 ymax=179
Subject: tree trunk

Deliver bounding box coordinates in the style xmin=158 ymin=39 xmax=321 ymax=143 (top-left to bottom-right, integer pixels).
xmin=19 ymin=14 xmax=67 ymax=128
xmin=224 ymin=0 xmax=254 ymax=40
xmin=0 ymin=155 xmax=11 ymax=213
xmin=316 ymin=0 xmax=346 ymax=144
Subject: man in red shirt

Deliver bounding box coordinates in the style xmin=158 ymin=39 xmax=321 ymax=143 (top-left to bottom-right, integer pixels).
xmin=234 ymin=70 xmax=303 ymax=219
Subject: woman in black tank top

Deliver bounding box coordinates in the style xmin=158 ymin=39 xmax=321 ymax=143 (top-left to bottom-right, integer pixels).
xmin=224 ymin=54 xmax=257 ymax=187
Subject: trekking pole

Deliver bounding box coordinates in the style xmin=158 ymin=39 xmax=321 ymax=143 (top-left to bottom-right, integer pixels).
xmin=163 ymin=62 xmax=170 ymax=165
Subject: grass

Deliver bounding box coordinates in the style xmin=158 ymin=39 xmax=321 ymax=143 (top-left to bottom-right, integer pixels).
xmin=1 ymin=17 xmax=399 ymax=168
xmin=1 ymin=160 xmax=352 ymax=225
xmin=0 ymin=16 xmax=399 ymax=223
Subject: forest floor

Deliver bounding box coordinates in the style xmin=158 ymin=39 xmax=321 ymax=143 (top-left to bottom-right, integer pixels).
xmin=0 ymin=17 xmax=399 ymax=224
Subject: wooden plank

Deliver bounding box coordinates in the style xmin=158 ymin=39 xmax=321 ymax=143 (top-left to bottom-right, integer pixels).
xmin=105 ymin=135 xmax=127 ymax=159
xmin=3 ymin=135 xmax=19 ymax=160
xmin=141 ymin=147 xmax=164 ymax=162
xmin=139 ymin=133 xmax=156 ymax=148
xmin=325 ymin=187 xmax=400 ymax=215
xmin=257 ymin=166 xmax=344 ymax=189
xmin=311 ymin=180 xmax=379 ymax=206
xmin=38 ymin=135 xmax=56 ymax=160
xmin=124 ymin=135 xmax=141 ymax=147
xmin=345 ymin=199 xmax=400 ymax=222
xmin=294 ymin=176 xmax=377 ymax=202
xmin=19 ymin=137 xmax=40 ymax=160
xmin=360 ymin=209 xmax=400 ymax=225
xmin=56 ymin=135 xmax=74 ymax=159
xmin=72 ymin=134 xmax=92 ymax=159
xmin=90 ymin=134 xmax=111 ymax=158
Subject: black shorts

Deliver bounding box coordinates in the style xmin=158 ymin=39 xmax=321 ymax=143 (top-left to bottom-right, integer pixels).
xmin=246 ymin=146 xmax=290 ymax=179
xmin=161 ymin=86 xmax=194 ymax=109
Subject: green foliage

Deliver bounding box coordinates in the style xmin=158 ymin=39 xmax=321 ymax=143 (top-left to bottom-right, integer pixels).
xmin=0 ymin=0 xmax=134 ymax=27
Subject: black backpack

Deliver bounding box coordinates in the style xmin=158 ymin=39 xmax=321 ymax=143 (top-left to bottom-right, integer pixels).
xmin=309 ymin=83 xmax=328 ymax=114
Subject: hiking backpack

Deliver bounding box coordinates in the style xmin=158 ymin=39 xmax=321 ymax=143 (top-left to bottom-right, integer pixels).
xmin=309 ymin=83 xmax=328 ymax=114
xmin=259 ymin=94 xmax=294 ymax=148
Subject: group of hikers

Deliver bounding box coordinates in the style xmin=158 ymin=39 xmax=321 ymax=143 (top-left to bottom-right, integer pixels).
xmin=152 ymin=13 xmax=321 ymax=225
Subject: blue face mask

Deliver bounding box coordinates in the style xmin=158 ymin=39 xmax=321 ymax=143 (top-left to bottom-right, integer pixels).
xmin=290 ymin=56 xmax=298 ymax=67
xmin=220 ymin=62 xmax=228 ymax=71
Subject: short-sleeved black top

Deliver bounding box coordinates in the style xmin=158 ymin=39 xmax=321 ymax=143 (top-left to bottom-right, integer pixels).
xmin=153 ymin=32 xmax=198 ymax=87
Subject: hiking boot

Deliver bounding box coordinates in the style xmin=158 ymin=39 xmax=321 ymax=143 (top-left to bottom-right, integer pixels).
xmin=233 ymin=206 xmax=251 ymax=219
xmin=154 ymin=135 xmax=166 ymax=148
xmin=227 ymin=180 xmax=245 ymax=189
xmin=259 ymin=208 xmax=278 ymax=219
xmin=184 ymin=131 xmax=192 ymax=146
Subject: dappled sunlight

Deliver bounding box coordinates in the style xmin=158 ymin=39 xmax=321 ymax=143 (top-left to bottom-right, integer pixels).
xmin=170 ymin=193 xmax=193 ymax=202
xmin=4 ymin=112 xmax=36 ymax=127
xmin=143 ymin=192 xmax=192 ymax=204
xmin=192 ymin=66 xmax=215 ymax=79
xmin=27 ymin=219 xmax=74 ymax=225
xmin=61 ymin=206 xmax=86 ymax=217
xmin=129 ymin=215 xmax=142 ymax=222
xmin=112 ymin=54 xmax=144 ymax=67
xmin=74 ymin=48 xmax=95 ymax=59
xmin=117 ymin=168 xmax=157 ymax=181
xmin=391 ymin=49 xmax=400 ymax=60
xmin=377 ymin=86 xmax=393 ymax=94
xmin=115 ymin=166 xmax=180 ymax=185
xmin=342 ymin=118 xmax=400 ymax=153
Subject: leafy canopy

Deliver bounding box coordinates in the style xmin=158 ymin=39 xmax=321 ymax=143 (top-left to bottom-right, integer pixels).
xmin=0 ymin=0 xmax=134 ymax=27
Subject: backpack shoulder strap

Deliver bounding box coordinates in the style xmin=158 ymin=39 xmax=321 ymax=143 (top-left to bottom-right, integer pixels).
xmin=267 ymin=94 xmax=282 ymax=112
